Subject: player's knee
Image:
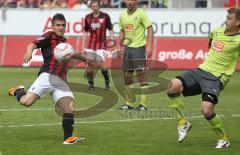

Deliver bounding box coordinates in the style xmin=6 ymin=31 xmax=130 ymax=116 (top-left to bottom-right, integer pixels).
xmin=202 ymin=93 xmax=218 ymax=105
xmin=201 ymin=107 xmax=214 ymax=118
xmin=167 ymin=79 xmax=183 ymax=93
xmin=67 ymin=102 xmax=74 ymax=113
xmin=57 ymin=97 xmax=74 ymax=114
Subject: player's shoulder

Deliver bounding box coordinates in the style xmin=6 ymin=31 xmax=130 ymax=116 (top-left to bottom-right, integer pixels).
xmin=100 ymin=11 xmax=110 ymax=17
xmin=211 ymin=27 xmax=225 ymax=33
xmin=120 ymin=9 xmax=128 ymax=16
xmin=37 ymin=31 xmax=54 ymax=40
xmin=85 ymin=13 xmax=93 ymax=18
xmin=136 ymin=8 xmax=147 ymax=15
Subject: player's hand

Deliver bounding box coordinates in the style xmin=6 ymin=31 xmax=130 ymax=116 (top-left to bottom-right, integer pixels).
xmin=113 ymin=49 xmax=121 ymax=58
xmin=23 ymin=52 xmax=32 ymax=63
xmin=146 ymin=46 xmax=153 ymax=58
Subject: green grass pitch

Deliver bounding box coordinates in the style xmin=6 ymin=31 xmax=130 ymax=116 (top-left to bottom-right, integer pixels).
xmin=0 ymin=67 xmax=239 ymax=155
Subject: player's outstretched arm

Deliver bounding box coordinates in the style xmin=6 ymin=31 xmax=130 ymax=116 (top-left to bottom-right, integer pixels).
xmin=24 ymin=43 xmax=37 ymax=63
xmin=71 ymin=53 xmax=93 ymax=64
xmin=146 ymin=26 xmax=154 ymax=57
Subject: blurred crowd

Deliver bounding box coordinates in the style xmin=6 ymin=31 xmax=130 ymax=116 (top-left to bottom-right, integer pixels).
xmin=0 ymin=0 xmax=238 ymax=9
xmin=0 ymin=0 xmax=180 ymax=9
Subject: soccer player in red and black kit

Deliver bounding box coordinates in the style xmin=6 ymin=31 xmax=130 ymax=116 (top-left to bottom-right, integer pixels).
xmin=8 ymin=13 xmax=85 ymax=144
xmin=81 ymin=0 xmax=114 ymax=90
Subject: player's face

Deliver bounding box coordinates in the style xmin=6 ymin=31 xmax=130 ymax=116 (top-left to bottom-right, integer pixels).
xmin=225 ymin=13 xmax=240 ymax=31
xmin=125 ymin=0 xmax=138 ymax=11
xmin=52 ymin=20 xmax=66 ymax=37
xmin=91 ymin=2 xmax=100 ymax=15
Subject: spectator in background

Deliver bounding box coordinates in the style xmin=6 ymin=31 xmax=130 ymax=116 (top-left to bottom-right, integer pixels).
xmin=101 ymin=0 xmax=112 ymax=8
xmin=28 ymin=0 xmax=38 ymax=8
xmin=159 ymin=0 xmax=168 ymax=8
xmin=17 ymin=0 xmax=28 ymax=8
xmin=152 ymin=0 xmax=168 ymax=8
xmin=39 ymin=0 xmax=52 ymax=8
xmin=195 ymin=0 xmax=207 ymax=8
xmin=0 ymin=0 xmax=5 ymax=7
xmin=52 ymin=0 xmax=67 ymax=8
xmin=73 ymin=0 xmax=88 ymax=9
xmin=2 ymin=0 xmax=17 ymax=7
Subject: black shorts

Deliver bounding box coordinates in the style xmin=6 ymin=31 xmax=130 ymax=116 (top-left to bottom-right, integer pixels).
xmin=177 ymin=68 xmax=223 ymax=97
xmin=122 ymin=46 xmax=146 ymax=72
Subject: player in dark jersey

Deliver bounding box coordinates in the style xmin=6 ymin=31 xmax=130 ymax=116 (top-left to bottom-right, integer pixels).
xmin=8 ymin=13 xmax=85 ymax=145
xmin=81 ymin=0 xmax=114 ymax=90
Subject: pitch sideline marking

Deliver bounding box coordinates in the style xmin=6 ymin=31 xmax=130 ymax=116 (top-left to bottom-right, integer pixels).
xmin=0 ymin=108 xmax=229 ymax=112
xmin=0 ymin=115 xmax=229 ymax=128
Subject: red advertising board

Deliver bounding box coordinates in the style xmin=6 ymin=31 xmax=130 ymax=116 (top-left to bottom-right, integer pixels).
xmin=154 ymin=38 xmax=209 ymax=69
xmin=0 ymin=36 xmax=3 ymax=63
xmin=0 ymin=36 xmax=240 ymax=70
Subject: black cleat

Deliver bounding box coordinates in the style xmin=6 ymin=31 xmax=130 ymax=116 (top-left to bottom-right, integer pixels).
xmin=105 ymin=85 xmax=110 ymax=90
xmin=135 ymin=104 xmax=147 ymax=111
xmin=88 ymin=85 xmax=94 ymax=91
xmin=119 ymin=104 xmax=134 ymax=110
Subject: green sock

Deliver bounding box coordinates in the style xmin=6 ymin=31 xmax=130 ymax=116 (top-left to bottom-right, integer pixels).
xmin=140 ymin=85 xmax=149 ymax=107
xmin=208 ymin=114 xmax=228 ymax=140
xmin=124 ymin=85 xmax=135 ymax=104
xmin=169 ymin=95 xmax=186 ymax=122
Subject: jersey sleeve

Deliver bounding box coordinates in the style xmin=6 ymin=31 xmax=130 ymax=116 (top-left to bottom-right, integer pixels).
xmin=140 ymin=10 xmax=152 ymax=28
xmin=106 ymin=14 xmax=113 ymax=30
xmin=119 ymin=13 xmax=124 ymax=31
xmin=84 ymin=15 xmax=90 ymax=32
xmin=32 ymin=32 xmax=50 ymax=48
xmin=208 ymin=29 xmax=215 ymax=48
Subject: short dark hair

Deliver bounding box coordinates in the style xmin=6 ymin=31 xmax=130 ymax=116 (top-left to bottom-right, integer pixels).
xmin=228 ymin=7 xmax=240 ymax=20
xmin=90 ymin=0 xmax=100 ymax=6
xmin=52 ymin=13 xmax=66 ymax=25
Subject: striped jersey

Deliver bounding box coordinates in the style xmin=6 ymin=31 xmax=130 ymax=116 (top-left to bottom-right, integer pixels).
xmin=84 ymin=11 xmax=113 ymax=50
xmin=33 ymin=31 xmax=68 ymax=80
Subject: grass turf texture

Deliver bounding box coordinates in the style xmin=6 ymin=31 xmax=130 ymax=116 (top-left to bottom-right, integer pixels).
xmin=0 ymin=67 xmax=239 ymax=155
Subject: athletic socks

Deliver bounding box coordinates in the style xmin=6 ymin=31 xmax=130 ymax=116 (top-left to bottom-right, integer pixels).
xmin=15 ymin=89 xmax=26 ymax=102
xmin=206 ymin=113 xmax=228 ymax=140
xmin=62 ymin=113 xmax=74 ymax=140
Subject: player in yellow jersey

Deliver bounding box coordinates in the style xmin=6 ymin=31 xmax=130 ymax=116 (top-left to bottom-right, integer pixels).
xmin=167 ymin=8 xmax=240 ymax=148
xmin=118 ymin=0 xmax=154 ymax=111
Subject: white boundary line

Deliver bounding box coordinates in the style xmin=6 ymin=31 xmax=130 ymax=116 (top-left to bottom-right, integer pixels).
xmin=0 ymin=108 xmax=230 ymax=112
xmin=232 ymin=114 xmax=240 ymax=117
xmin=0 ymin=115 xmax=229 ymax=128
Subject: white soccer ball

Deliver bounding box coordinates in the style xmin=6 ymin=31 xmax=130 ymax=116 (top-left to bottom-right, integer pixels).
xmin=54 ymin=43 xmax=75 ymax=62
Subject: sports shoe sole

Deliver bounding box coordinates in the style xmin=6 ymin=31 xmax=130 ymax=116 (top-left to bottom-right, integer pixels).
xmin=179 ymin=125 xmax=192 ymax=143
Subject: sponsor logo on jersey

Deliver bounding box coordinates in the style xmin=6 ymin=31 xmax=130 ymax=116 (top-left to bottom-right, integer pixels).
xmin=99 ymin=18 xmax=104 ymax=23
xmin=212 ymin=40 xmax=224 ymax=52
xmin=125 ymin=24 xmax=134 ymax=32
xmin=91 ymin=23 xmax=101 ymax=30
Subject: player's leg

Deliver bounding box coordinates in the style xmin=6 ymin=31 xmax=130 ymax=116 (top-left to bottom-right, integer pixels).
xmin=86 ymin=64 xmax=95 ymax=91
xmin=53 ymin=81 xmax=84 ymax=144
xmin=167 ymin=70 xmax=201 ymax=142
xmin=135 ymin=71 xmax=149 ymax=111
xmin=132 ymin=46 xmax=148 ymax=111
xmin=8 ymin=73 xmax=53 ymax=106
xmin=120 ymin=47 xmax=135 ymax=110
xmin=120 ymin=71 xmax=135 ymax=110
xmin=201 ymin=99 xmax=230 ymax=148
xmin=84 ymin=49 xmax=96 ymax=91
xmin=199 ymin=69 xmax=230 ymax=148
xmin=9 ymin=86 xmax=39 ymax=107
xmin=101 ymin=64 xmax=110 ymax=89
xmin=96 ymin=49 xmax=110 ymax=89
